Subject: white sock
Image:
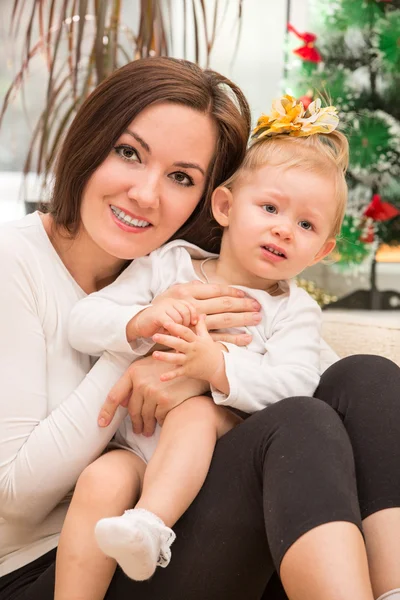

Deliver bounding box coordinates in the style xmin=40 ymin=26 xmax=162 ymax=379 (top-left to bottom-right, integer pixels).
xmin=95 ymin=508 xmax=176 ymax=581
xmin=377 ymin=590 xmax=400 ymax=600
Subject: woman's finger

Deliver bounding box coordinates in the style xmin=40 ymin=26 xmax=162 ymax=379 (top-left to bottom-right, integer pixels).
xmin=205 ymin=311 xmax=261 ymax=331
xmin=195 ymin=295 xmax=260 ymax=316
xmin=210 ymin=332 xmax=252 ymax=346
xmin=98 ymin=371 xmax=133 ymax=426
xmin=128 ymin=388 xmax=145 ymax=435
xmin=141 ymin=391 xmax=158 ymax=437
xmin=166 ymin=282 xmax=246 ymax=301
xmin=153 ymin=350 xmax=186 ymax=364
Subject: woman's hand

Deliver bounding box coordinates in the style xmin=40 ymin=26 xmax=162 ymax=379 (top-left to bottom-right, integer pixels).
xmin=98 ymin=355 xmax=209 ymax=436
xmin=140 ymin=281 xmax=262 ymax=346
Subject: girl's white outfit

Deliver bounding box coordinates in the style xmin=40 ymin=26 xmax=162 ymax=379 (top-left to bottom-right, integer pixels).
xmin=0 ymin=213 xmax=338 ymax=576
xmin=68 ymin=238 xmax=339 ymax=464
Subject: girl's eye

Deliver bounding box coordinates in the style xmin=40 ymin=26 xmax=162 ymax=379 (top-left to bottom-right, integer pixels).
xmin=299 ymin=220 xmax=313 ymax=231
xmin=262 ymin=204 xmax=277 ymax=214
xmin=169 ymin=172 xmax=194 ymax=187
xmin=114 ymin=144 xmax=140 ymax=162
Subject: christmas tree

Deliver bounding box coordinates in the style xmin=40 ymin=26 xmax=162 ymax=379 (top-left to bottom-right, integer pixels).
xmin=287 ymin=0 xmax=400 ymax=309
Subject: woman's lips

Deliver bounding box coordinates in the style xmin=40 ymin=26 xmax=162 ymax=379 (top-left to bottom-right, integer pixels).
xmin=110 ymin=205 xmax=153 ymax=233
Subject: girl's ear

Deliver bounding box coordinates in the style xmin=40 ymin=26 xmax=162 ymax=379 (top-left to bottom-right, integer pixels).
xmin=211 ymin=186 xmax=233 ymax=227
xmin=311 ymin=238 xmax=336 ymax=266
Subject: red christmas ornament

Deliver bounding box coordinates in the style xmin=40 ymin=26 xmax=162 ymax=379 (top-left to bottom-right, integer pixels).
xmin=298 ymin=90 xmax=314 ymax=109
xmin=288 ymin=24 xmax=322 ymax=63
xmin=364 ymin=194 xmax=400 ymax=221
xmin=359 ymin=219 xmax=375 ymax=243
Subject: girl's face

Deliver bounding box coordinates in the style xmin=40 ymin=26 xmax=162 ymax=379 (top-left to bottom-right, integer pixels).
xmin=80 ymin=102 xmax=217 ymax=260
xmin=214 ymin=164 xmax=337 ymax=288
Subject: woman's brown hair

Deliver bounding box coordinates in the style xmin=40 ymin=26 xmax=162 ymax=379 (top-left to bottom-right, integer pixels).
xmin=48 ymin=57 xmax=251 ymax=252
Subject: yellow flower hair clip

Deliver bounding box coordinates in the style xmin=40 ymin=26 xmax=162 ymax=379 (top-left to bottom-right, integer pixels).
xmin=251 ymin=95 xmax=339 ymax=140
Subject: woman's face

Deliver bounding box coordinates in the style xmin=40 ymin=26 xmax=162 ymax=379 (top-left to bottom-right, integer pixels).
xmin=80 ymin=102 xmax=217 ymax=260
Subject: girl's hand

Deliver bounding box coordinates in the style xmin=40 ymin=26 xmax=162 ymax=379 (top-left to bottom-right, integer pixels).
xmin=127 ymin=297 xmax=197 ymax=340
xmin=151 ymin=281 xmax=261 ymax=345
xmin=152 ymin=316 xmax=226 ymax=387
xmin=98 ymin=355 xmax=209 ymax=436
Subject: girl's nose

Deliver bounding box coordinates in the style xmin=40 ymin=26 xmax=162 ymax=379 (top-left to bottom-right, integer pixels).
xmin=271 ymin=220 xmax=293 ymax=241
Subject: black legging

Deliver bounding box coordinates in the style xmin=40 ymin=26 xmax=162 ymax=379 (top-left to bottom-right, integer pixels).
xmin=1 ymin=355 xmax=400 ymax=600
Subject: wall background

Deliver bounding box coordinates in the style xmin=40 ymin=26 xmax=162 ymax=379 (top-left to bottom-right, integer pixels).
xmin=1 ymin=1 xmax=398 ymax=297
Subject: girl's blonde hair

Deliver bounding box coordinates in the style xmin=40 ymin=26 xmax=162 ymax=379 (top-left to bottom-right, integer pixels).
xmin=224 ymin=130 xmax=349 ymax=237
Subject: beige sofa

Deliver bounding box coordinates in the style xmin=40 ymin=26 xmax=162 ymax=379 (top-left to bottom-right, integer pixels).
xmin=322 ymin=310 xmax=400 ymax=367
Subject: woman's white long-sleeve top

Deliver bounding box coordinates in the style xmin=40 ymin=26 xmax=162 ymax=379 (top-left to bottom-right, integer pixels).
xmin=0 ymin=213 xmax=132 ymax=576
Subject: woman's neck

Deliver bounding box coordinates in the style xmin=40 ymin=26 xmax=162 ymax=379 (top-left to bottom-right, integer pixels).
xmin=41 ymin=214 xmax=127 ymax=294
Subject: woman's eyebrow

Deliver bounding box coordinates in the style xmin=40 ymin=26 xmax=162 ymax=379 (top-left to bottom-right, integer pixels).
xmin=125 ymin=129 xmax=150 ymax=153
xmin=124 ymin=129 xmax=205 ymax=176
xmin=173 ymin=161 xmax=205 ymax=176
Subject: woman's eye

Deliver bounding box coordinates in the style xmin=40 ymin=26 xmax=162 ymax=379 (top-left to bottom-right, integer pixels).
xmin=299 ymin=220 xmax=313 ymax=231
xmin=114 ymin=145 xmax=140 ymax=162
xmin=169 ymin=172 xmax=194 ymax=187
xmin=262 ymin=204 xmax=277 ymax=214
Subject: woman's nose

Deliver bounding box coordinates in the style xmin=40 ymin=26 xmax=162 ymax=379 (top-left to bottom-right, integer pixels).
xmin=127 ymin=173 xmax=160 ymax=209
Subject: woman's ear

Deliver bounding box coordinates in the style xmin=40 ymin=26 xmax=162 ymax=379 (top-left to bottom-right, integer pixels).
xmin=211 ymin=186 xmax=233 ymax=227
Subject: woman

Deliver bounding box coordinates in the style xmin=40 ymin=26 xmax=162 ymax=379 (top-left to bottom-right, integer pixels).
xmin=0 ymin=57 xmax=399 ymax=600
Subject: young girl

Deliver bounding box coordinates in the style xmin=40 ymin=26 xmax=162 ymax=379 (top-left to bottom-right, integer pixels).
xmin=55 ymin=95 xmax=348 ymax=598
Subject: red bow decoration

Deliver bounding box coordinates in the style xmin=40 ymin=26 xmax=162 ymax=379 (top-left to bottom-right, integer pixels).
xmin=364 ymin=194 xmax=400 ymax=221
xmin=288 ymin=24 xmax=322 ymax=63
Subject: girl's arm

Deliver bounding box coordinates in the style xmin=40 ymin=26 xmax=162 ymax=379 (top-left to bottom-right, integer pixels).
xmin=211 ymin=292 xmax=322 ymax=412
xmin=0 ymin=246 xmax=131 ymax=527
xmin=68 ymin=253 xmax=157 ymax=357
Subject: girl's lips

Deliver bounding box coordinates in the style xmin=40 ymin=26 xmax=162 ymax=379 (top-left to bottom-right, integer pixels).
xmin=261 ymin=246 xmax=287 ymax=263
xmin=109 ymin=206 xmax=153 ymax=234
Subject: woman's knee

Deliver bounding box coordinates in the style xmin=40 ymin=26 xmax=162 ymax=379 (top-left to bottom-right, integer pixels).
xmin=248 ymin=396 xmax=348 ymax=452
xmin=316 ymin=354 xmax=400 ymax=414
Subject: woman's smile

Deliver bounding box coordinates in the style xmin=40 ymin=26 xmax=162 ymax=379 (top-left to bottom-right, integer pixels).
xmin=110 ymin=205 xmax=153 ymax=232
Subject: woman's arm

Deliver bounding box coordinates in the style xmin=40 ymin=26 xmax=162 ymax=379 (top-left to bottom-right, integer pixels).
xmin=0 ymin=247 xmax=131 ymax=527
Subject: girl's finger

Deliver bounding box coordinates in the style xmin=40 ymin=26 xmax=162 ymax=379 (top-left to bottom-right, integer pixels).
xmin=184 ymin=300 xmax=198 ymax=325
xmin=152 ymin=332 xmax=188 ymax=351
xmin=165 ymin=307 xmax=185 ymax=325
xmin=161 ymin=321 xmax=196 ymax=342
xmin=195 ymin=313 xmax=209 ymax=337
xmin=160 ymin=368 xmax=186 ymax=382
xmin=152 ymin=350 xmax=186 ymax=365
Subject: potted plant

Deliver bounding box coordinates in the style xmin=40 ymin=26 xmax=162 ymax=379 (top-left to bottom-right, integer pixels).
xmin=1 ymin=0 xmax=244 ymax=213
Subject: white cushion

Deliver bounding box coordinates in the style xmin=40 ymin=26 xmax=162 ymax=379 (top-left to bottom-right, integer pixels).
xmin=322 ymin=311 xmax=400 ymax=367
